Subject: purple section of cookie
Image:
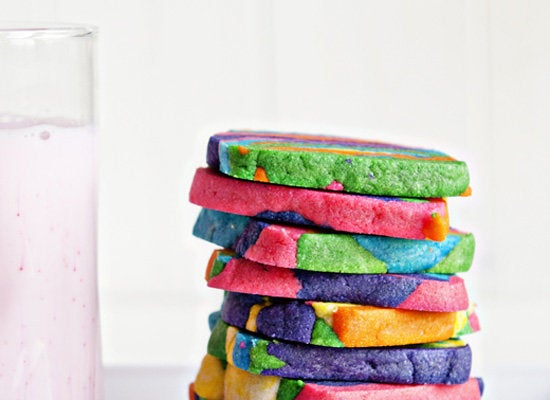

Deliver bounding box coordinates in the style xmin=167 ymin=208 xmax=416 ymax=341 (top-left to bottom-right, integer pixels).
xmin=206 ymin=135 xmax=223 ymax=170
xmin=295 ymin=271 xmax=422 ymax=306
xmin=255 ymin=210 xmax=320 ymax=228
xmin=263 ymin=341 xmax=472 ymax=384
xmin=234 ymin=220 xmax=268 ymax=256
xmin=476 ymin=378 xmax=485 ymax=395
xmin=256 ymin=301 xmax=316 ymax=343
xmin=221 ymin=292 xmax=316 ymax=344
xmin=221 ymin=293 xmax=264 ymax=328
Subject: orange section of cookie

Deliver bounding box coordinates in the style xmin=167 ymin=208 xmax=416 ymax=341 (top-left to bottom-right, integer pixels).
xmin=421 ymin=202 xmax=450 ymax=241
xmin=332 ymin=305 xmax=456 ymax=347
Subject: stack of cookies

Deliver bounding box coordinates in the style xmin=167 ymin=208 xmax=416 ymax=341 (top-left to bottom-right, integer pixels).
xmin=188 ymin=131 xmax=483 ymax=399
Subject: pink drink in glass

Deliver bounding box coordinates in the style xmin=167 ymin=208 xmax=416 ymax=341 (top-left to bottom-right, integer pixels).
xmin=0 ymin=121 xmax=101 ymax=399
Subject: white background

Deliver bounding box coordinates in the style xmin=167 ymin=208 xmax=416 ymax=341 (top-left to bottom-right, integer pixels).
xmin=3 ymin=1 xmax=550 ymax=398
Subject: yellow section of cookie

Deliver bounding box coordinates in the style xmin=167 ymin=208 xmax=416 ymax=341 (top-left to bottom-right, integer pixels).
xmin=224 ymin=363 xmax=280 ymax=400
xmin=194 ymin=354 xmax=225 ymax=399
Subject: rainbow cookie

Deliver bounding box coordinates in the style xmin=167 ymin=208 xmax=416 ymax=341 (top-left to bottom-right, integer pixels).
xmin=192 ymin=209 xmax=251 ymax=250
xmin=192 ymin=354 xmax=225 ymax=400
xmin=206 ymin=131 xmax=470 ymax=198
xmin=190 ymin=355 xmax=484 ymax=400
xmin=193 ymin=208 xmax=475 ymax=274
xmin=208 ymin=321 xmax=472 ymax=384
xmin=189 ymin=168 xmax=450 ymax=241
xmin=206 ymin=250 xmax=469 ymax=312
xmin=220 ymin=292 xmax=480 ymax=348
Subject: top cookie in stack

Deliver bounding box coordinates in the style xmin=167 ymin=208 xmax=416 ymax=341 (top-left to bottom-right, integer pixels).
xmin=189 ymin=131 xmax=482 ymax=400
xmin=205 ymin=131 xmax=470 ymax=198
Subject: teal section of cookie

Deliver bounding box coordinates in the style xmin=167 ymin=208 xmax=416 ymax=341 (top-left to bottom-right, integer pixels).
xmin=296 ymin=234 xmax=387 ymax=273
xmin=232 ymin=330 xmax=253 ymax=371
xmin=297 ymin=230 xmax=473 ymax=274
xmin=208 ymin=310 xmax=222 ymax=331
xmin=193 ymin=208 xmax=250 ymax=249
xmin=211 ymin=132 xmax=470 ymax=197
xmin=352 ymin=231 xmax=474 ymax=274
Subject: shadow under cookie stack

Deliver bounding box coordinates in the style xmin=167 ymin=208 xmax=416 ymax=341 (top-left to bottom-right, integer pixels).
xmin=188 ymin=131 xmax=483 ymax=399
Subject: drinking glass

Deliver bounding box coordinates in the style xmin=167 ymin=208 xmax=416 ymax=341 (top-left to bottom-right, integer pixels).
xmin=0 ymin=23 xmax=102 ymax=399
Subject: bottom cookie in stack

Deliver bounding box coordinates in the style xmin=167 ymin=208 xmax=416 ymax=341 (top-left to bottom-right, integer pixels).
xmin=190 ymin=357 xmax=483 ymax=400
xmin=189 ymin=315 xmax=483 ymax=400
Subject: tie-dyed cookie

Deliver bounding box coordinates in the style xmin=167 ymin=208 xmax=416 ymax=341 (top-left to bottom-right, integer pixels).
xmin=208 ymin=320 xmax=472 ymax=384
xmin=190 ymin=355 xmax=484 ymax=400
xmin=206 ymin=250 xmax=470 ymax=312
xmin=190 ymin=168 xmax=450 ymax=241
xmin=193 ymin=208 xmax=475 ymax=274
xmin=207 ymin=131 xmax=470 ymax=198
xmin=220 ymin=292 xmax=480 ymax=348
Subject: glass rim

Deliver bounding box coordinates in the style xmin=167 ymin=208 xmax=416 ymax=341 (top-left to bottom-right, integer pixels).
xmin=0 ymin=22 xmax=97 ymax=39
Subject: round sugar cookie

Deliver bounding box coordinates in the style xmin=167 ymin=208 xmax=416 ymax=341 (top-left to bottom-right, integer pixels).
xmin=220 ymin=292 xmax=480 ymax=348
xmin=207 ymin=131 xmax=470 ymax=198
xmin=193 ymin=208 xmax=474 ymax=274
xmin=190 ymin=167 xmax=450 ymax=241
xmin=209 ymin=321 xmax=472 ymax=384
xmin=206 ymin=250 xmax=470 ymax=312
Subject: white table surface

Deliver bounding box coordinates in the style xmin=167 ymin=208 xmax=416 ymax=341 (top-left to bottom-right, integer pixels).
xmin=104 ymin=366 xmax=550 ymax=400
xmin=105 ymin=366 xmax=195 ymax=400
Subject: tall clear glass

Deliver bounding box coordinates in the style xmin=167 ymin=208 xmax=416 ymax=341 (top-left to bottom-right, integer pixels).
xmin=0 ymin=24 xmax=102 ymax=399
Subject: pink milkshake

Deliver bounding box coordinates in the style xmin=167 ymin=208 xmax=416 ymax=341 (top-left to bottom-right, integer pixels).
xmin=0 ymin=121 xmax=102 ymax=399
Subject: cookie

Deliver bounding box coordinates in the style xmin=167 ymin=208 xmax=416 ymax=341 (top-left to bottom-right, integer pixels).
xmin=192 ymin=353 xmax=225 ymax=400
xmin=189 ymin=167 xmax=450 ymax=241
xmin=207 ymin=131 xmax=470 ymax=198
xmin=192 ymin=208 xmax=252 ymax=250
xmin=220 ymin=292 xmax=480 ymax=348
xmin=190 ymin=355 xmax=483 ymax=400
xmin=206 ymin=250 xmax=469 ymax=312
xmin=208 ymin=320 xmax=472 ymax=384
xmin=193 ymin=209 xmax=474 ymax=274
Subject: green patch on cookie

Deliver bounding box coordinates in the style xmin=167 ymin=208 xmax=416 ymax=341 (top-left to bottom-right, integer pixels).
xmin=207 ymin=319 xmax=229 ymax=360
xmin=277 ymin=378 xmax=305 ymax=400
xmin=297 ymin=234 xmax=387 ymax=273
xmin=249 ymin=339 xmax=286 ymax=374
xmin=426 ymin=233 xmax=475 ymax=274
xmin=310 ymin=318 xmax=344 ymax=347
xmin=209 ymin=254 xmax=232 ymax=278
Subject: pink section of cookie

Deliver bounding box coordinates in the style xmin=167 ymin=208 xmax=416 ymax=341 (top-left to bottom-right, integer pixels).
xmin=469 ymin=310 xmax=481 ymax=332
xmin=325 ymin=180 xmax=345 ymax=191
xmin=295 ymin=378 xmax=482 ymax=400
xmin=397 ymin=276 xmax=469 ymax=312
xmin=243 ymin=225 xmax=306 ymax=268
xmin=207 ymin=255 xmax=302 ymax=298
xmin=189 ymin=168 xmax=449 ymax=240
